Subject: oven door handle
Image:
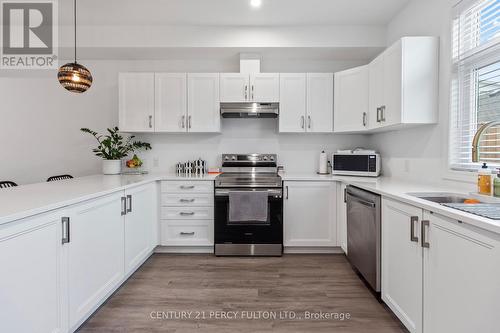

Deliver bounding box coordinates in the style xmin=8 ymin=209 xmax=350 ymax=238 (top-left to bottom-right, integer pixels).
xmin=215 ymin=189 xmax=282 ymax=197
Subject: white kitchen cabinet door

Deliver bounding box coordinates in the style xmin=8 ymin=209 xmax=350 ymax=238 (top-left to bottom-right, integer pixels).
xmin=423 ymin=212 xmax=500 ymax=333
xmin=67 ymin=192 xmax=125 ymax=331
xmin=119 ymin=72 xmax=155 ymax=132
xmin=279 ymin=73 xmax=307 ymax=133
xmin=381 ymin=198 xmax=423 ymax=333
xmin=337 ymin=183 xmax=347 ymax=253
xmin=284 ymin=181 xmax=337 ymax=247
xmin=381 ymin=41 xmax=403 ymax=128
xmin=124 ymin=183 xmax=157 ymax=276
xmin=334 ymin=66 xmax=369 ymax=133
xmin=155 ymin=73 xmax=187 ymax=132
xmin=306 ymin=73 xmax=334 ymax=133
xmin=0 ymin=211 xmax=67 ymax=333
xmin=220 ymin=73 xmax=249 ymax=102
xmin=250 ymin=73 xmax=280 ymax=102
xmin=368 ymin=57 xmax=385 ymax=129
xmin=188 ymin=73 xmax=220 ymax=132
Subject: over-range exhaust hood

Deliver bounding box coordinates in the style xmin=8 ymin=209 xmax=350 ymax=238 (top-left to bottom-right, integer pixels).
xmin=220 ymin=103 xmax=279 ymax=118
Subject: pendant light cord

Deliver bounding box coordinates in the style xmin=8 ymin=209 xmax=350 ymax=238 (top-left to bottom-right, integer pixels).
xmin=74 ymin=0 xmax=77 ymax=63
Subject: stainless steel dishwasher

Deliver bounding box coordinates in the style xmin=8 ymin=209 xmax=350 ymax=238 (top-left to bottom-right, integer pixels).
xmin=345 ymin=185 xmax=381 ymax=293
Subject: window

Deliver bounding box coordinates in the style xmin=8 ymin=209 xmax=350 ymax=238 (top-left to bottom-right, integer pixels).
xmin=449 ymin=0 xmax=500 ymax=171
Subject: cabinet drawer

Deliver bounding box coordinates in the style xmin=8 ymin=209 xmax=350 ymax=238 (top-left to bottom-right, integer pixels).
xmin=161 ymin=206 xmax=214 ymax=220
xmin=160 ymin=220 xmax=213 ymax=246
xmin=161 ymin=193 xmax=214 ymax=207
xmin=161 ymin=181 xmax=213 ymax=193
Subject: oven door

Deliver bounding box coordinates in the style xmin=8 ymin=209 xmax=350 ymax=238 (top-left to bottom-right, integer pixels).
xmin=214 ymin=188 xmax=283 ymax=245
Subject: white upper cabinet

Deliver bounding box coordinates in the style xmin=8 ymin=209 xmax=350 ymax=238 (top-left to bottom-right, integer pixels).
xmin=219 ymin=73 xmax=249 ymax=102
xmin=119 ymin=73 xmax=155 ymax=132
xmin=279 ymin=73 xmax=307 ymax=133
xmin=283 ymin=181 xmax=337 ymax=247
xmin=250 ymin=73 xmax=280 ymax=102
xmin=369 ymin=37 xmax=439 ymax=131
xmin=187 ymin=73 xmax=220 ymax=133
xmin=155 ymin=73 xmax=187 ymax=132
xmin=334 ymin=66 xmax=369 ymax=133
xmin=220 ymin=73 xmax=279 ymax=102
xmin=306 ymin=73 xmax=334 ymax=133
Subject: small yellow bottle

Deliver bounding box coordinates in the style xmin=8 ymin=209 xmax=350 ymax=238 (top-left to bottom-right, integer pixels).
xmin=478 ymin=163 xmax=492 ymax=195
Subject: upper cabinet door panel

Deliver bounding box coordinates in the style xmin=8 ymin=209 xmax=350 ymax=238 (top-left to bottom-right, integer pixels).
xmin=368 ymin=57 xmax=384 ymax=129
xmin=334 ymin=66 xmax=369 ymax=133
xmin=279 ymin=73 xmax=307 ymax=133
xmin=119 ymin=73 xmax=155 ymax=132
xmin=219 ymin=74 xmax=249 ymax=102
xmin=382 ymin=40 xmax=403 ymax=127
xmin=250 ymin=73 xmax=280 ymax=102
xmin=306 ymin=73 xmax=334 ymax=133
xmin=155 ymin=73 xmax=187 ymax=132
xmin=188 ymin=73 xmax=220 ymax=133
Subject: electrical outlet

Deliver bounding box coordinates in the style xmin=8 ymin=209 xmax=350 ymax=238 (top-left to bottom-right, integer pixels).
xmin=153 ymin=157 xmax=159 ymax=167
xmin=404 ymin=160 xmax=410 ymax=173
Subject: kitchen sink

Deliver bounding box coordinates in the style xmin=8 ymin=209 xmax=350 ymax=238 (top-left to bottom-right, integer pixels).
xmin=407 ymin=192 xmax=478 ymax=204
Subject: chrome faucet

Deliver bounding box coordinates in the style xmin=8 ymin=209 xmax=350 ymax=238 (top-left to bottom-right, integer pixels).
xmin=472 ymin=121 xmax=500 ymax=163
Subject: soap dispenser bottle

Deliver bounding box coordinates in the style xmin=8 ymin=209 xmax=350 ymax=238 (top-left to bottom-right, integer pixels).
xmin=478 ymin=162 xmax=492 ymax=195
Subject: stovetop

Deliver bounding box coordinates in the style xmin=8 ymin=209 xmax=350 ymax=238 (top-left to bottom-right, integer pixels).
xmin=216 ymin=153 xmax=281 ymax=188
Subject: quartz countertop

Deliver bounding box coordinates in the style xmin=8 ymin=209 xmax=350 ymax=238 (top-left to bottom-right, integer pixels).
xmin=1 ymin=172 xmax=500 ymax=235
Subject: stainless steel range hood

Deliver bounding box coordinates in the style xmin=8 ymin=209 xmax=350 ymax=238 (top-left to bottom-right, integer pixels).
xmin=220 ymin=102 xmax=279 ymax=118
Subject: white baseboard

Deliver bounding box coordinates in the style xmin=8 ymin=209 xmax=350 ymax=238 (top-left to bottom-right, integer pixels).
xmin=284 ymin=246 xmax=344 ymax=254
xmin=155 ymin=245 xmax=214 ymax=254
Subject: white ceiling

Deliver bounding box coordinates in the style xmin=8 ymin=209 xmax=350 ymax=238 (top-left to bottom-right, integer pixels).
xmin=62 ymin=0 xmax=410 ymax=26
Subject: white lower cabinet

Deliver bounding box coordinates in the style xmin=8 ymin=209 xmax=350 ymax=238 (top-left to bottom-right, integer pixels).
xmin=67 ymin=192 xmax=125 ymax=331
xmin=382 ymin=198 xmax=500 ymax=333
xmin=283 ymin=181 xmax=337 ymax=247
xmin=337 ymin=183 xmax=348 ymax=253
xmin=124 ymin=183 xmax=157 ymax=276
xmin=0 ymin=211 xmax=67 ymax=333
xmin=423 ymin=212 xmax=500 ymax=333
xmin=382 ymin=198 xmax=423 ymax=333
xmin=160 ymin=180 xmax=214 ymax=248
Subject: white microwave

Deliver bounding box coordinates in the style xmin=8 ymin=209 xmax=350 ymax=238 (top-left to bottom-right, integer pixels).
xmin=332 ymin=152 xmax=380 ymax=177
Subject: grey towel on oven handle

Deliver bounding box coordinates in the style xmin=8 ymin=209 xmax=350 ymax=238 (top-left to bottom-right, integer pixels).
xmin=229 ymin=190 xmax=268 ymax=222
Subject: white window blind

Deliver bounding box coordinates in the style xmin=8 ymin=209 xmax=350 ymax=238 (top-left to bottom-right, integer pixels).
xmin=449 ymin=0 xmax=500 ymax=171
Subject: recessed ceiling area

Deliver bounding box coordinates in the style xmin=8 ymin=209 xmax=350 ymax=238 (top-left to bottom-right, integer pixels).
xmin=59 ymin=0 xmax=410 ymax=26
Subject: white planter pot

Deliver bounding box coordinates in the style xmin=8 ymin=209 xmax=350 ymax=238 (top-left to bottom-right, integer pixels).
xmin=102 ymin=160 xmax=121 ymax=175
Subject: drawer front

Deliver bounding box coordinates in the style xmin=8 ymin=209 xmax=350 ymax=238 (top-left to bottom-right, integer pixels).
xmin=161 ymin=206 xmax=214 ymax=220
xmin=161 ymin=181 xmax=213 ymax=194
xmin=161 ymin=193 xmax=214 ymax=207
xmin=160 ymin=220 xmax=214 ymax=246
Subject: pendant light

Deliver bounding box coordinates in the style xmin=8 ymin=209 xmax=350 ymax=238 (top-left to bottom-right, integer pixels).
xmin=58 ymin=0 xmax=92 ymax=93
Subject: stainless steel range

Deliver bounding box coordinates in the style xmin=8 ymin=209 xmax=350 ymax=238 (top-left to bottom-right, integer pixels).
xmin=214 ymin=154 xmax=283 ymax=256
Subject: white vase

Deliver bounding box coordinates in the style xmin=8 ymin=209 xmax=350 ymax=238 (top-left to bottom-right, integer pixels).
xmin=102 ymin=159 xmax=121 ymax=175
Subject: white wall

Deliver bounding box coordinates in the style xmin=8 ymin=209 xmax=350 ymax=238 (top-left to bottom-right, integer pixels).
xmin=0 ymin=58 xmax=368 ymax=184
xmin=369 ymin=0 xmax=473 ymax=188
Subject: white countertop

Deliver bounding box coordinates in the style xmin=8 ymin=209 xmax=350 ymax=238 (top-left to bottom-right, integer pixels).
xmin=1 ymin=172 xmax=500 ymax=235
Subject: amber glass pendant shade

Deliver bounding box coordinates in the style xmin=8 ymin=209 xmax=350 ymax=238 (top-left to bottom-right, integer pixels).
xmin=58 ymin=62 xmax=92 ymax=93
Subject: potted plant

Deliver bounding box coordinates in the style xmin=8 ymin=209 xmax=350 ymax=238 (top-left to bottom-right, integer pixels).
xmin=81 ymin=127 xmax=152 ymax=175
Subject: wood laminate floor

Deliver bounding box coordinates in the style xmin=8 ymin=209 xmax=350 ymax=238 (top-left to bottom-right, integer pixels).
xmin=78 ymin=254 xmax=407 ymax=333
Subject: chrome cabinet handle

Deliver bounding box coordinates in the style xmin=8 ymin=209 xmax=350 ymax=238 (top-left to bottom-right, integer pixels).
xmin=301 ymin=116 xmax=305 ymax=129
xmin=180 ymin=232 xmax=195 ymax=236
xmin=381 ymin=106 xmax=386 ymax=122
xmin=421 ymin=220 xmax=430 ymax=248
xmin=181 ymin=115 xmax=186 ymax=129
xmin=180 ymin=212 xmax=195 ymax=216
xmin=180 ymin=185 xmax=195 ymax=190
xmin=344 ymin=187 xmax=347 ymax=203
xmin=188 ymin=115 xmax=192 ymax=129
xmin=244 ymin=85 xmax=248 ymax=100
xmin=126 ymin=194 xmax=132 ymax=213
xmin=362 ymin=112 xmax=367 ymax=127
xmin=410 ymin=216 xmax=419 ymax=243
xmin=180 ymin=198 xmax=195 ymax=203
xmin=61 ymin=217 xmax=70 ymax=244
xmin=251 ymin=85 xmax=254 ymax=100
xmin=286 ymin=186 xmax=289 ymax=200
xmin=308 ymin=116 xmax=311 ymax=129
xmin=376 ymin=107 xmax=381 ymax=123
xmin=121 ymin=196 xmax=127 ymax=216
xmin=148 ymin=115 xmax=153 ymax=128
